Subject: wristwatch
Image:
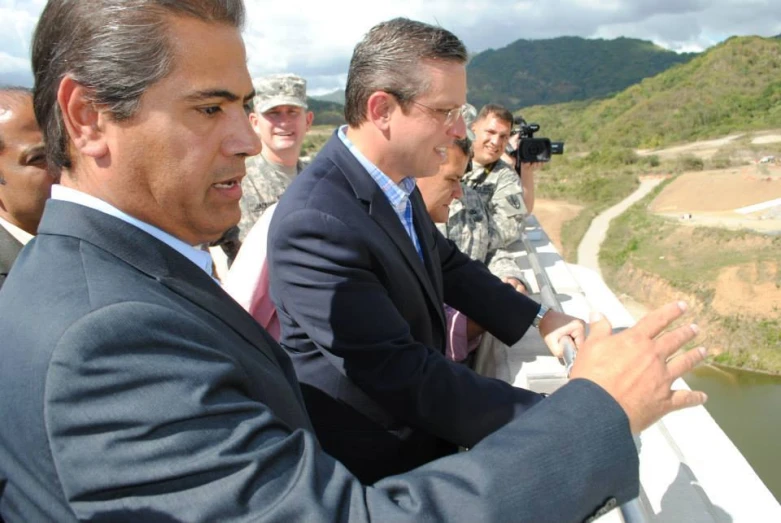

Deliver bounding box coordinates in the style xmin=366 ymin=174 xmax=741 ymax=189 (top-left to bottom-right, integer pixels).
xmin=532 ymin=304 xmax=549 ymax=328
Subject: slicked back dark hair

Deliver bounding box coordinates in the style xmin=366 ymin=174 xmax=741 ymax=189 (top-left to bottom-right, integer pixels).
xmin=0 ymin=87 xmax=34 ymax=155
xmin=32 ymin=0 xmax=245 ymax=172
xmin=475 ymin=103 xmax=513 ymax=127
xmin=344 ymin=18 xmax=467 ymax=127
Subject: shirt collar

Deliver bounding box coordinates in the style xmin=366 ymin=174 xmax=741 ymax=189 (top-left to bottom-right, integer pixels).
xmin=0 ymin=215 xmax=34 ymax=245
xmin=51 ymin=185 xmax=214 ymax=277
xmin=337 ymin=125 xmax=416 ymax=210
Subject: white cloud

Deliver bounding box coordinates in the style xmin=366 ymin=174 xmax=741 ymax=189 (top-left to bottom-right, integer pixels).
xmin=1 ymin=0 xmax=780 ymax=92
xmin=0 ymin=51 xmax=29 ymax=73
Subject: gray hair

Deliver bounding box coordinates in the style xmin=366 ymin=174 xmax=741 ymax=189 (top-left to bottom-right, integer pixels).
xmin=32 ymin=0 xmax=245 ymax=172
xmin=344 ymin=18 xmax=467 ymax=127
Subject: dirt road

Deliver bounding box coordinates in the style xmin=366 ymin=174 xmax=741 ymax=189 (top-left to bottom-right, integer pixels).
xmin=576 ymin=178 xmax=664 ymax=277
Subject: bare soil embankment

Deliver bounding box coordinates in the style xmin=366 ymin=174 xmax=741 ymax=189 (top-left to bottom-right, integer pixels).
xmin=649 ymin=165 xmax=781 ymax=234
xmin=533 ymin=199 xmax=582 ymax=254
xmin=536 ymin=164 xmax=781 ymax=373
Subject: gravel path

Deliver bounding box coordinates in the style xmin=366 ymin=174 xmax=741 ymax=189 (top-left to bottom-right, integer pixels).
xmin=577 ymin=178 xmax=664 ymax=277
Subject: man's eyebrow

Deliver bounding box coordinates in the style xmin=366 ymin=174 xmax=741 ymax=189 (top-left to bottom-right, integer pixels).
xmin=183 ymin=89 xmax=255 ymax=103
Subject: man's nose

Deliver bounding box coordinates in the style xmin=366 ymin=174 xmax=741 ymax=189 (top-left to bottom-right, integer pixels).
xmin=453 ymin=181 xmax=463 ymax=200
xmin=448 ymin=113 xmax=467 ymax=139
xmin=227 ymin=109 xmax=262 ymax=157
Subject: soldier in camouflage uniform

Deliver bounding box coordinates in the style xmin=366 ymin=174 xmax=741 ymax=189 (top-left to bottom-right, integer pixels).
xmin=216 ymin=74 xmax=313 ymax=261
xmin=442 ymin=186 xmax=527 ymax=290
xmin=417 ymin=138 xmax=527 ymax=360
xmin=462 ymin=103 xmax=528 ymax=247
xmin=417 ymin=137 xmax=528 ymax=291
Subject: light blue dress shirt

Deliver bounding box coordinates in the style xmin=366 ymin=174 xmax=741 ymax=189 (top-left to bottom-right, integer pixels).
xmin=338 ymin=126 xmax=423 ymax=260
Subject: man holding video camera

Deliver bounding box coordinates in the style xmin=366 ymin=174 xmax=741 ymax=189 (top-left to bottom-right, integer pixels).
xmin=464 ymin=104 xmax=541 ymax=247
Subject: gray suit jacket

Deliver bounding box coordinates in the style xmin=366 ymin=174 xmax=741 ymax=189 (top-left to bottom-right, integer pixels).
xmin=0 ymin=224 xmax=23 ymax=290
xmin=0 ymin=200 xmax=639 ymax=522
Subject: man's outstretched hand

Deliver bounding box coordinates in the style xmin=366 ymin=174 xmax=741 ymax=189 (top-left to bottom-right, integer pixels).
xmin=570 ymin=301 xmax=708 ymax=434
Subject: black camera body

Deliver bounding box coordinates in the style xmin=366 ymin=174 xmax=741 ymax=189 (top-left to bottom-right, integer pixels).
xmin=509 ymin=117 xmax=564 ymax=166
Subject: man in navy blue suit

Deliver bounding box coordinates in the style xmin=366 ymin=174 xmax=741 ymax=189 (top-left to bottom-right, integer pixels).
xmin=268 ymin=17 xmax=708 ymax=484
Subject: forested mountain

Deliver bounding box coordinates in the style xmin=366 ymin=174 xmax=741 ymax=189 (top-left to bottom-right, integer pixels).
xmin=311 ymin=89 xmax=345 ymax=105
xmin=466 ymin=36 xmax=697 ymax=110
xmin=307 ymin=97 xmax=345 ymax=126
xmin=518 ymin=36 xmax=781 ymax=150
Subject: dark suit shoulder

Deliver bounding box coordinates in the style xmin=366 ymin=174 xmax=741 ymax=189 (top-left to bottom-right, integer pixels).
xmin=278 ymin=154 xmax=355 ymax=216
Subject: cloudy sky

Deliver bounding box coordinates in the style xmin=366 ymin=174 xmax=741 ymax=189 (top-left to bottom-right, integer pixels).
xmin=2 ymin=0 xmax=781 ymax=94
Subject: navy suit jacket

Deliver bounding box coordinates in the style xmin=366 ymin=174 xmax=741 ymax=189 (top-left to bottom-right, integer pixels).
xmin=270 ymin=133 xmax=554 ymax=481
xmin=0 ymin=225 xmax=23 ymax=290
xmin=0 ymin=199 xmax=639 ymax=522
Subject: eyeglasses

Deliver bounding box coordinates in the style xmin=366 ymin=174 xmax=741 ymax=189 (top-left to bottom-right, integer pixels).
xmin=387 ymin=91 xmax=467 ymax=127
xmin=409 ymin=100 xmax=468 ymax=127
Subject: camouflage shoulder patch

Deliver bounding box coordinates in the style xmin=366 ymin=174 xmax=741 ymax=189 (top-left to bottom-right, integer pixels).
xmin=506 ymin=194 xmax=522 ymax=210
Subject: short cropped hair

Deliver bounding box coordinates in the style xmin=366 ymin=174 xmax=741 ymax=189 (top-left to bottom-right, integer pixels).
xmin=32 ymin=0 xmax=245 ymax=171
xmin=344 ymin=18 xmax=467 ymax=127
xmin=475 ymin=104 xmax=514 ymax=128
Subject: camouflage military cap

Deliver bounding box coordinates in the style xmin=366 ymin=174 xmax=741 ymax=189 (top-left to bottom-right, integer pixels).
xmin=253 ymin=74 xmax=308 ymax=114
xmin=462 ymin=103 xmax=477 ymax=141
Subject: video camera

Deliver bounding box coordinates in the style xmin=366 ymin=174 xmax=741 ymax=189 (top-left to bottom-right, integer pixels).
xmin=508 ymin=116 xmax=564 ymax=167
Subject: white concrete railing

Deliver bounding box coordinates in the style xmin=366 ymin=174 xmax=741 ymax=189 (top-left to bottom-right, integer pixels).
xmin=474 ymin=215 xmax=781 ymax=522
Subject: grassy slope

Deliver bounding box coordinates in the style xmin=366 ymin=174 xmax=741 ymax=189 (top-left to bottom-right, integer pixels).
xmin=599 ymin=182 xmax=781 ymax=374
xmin=534 ymin=36 xmax=781 ymax=260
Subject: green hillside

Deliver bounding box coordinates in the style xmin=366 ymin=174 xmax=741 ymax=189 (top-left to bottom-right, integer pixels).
xmin=312 ymin=89 xmax=345 ymax=105
xmin=307 ymin=97 xmax=345 ymax=127
xmin=467 ymin=36 xmax=696 ymax=110
xmin=520 ymin=36 xmax=781 ymax=151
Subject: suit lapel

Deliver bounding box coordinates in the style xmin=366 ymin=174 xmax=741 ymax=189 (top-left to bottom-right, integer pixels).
xmin=410 ymin=190 xmax=446 ymax=326
xmin=322 ymin=135 xmax=447 ymax=331
xmin=159 ymin=269 xmax=289 ymax=372
xmin=38 ymin=201 xmax=287 ymax=371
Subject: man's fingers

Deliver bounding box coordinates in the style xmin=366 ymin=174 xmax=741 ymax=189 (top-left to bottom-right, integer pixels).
xmin=668 ymin=388 xmax=708 ymax=412
xmin=655 ymin=323 xmax=699 ymax=359
xmin=571 ymin=320 xmax=586 ymax=348
xmin=633 ymin=301 xmax=688 ymax=339
xmin=666 ymin=346 xmax=708 ymax=379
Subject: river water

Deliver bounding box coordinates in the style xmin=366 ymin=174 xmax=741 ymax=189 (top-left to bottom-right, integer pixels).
xmin=683 ymin=365 xmax=781 ymax=503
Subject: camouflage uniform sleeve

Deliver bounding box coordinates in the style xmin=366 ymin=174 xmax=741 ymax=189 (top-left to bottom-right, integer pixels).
xmin=486 ymin=249 xmax=525 ymax=283
xmin=444 ymin=188 xmax=491 ymax=262
xmin=482 ymin=195 xmax=526 ymax=283
xmin=489 ymin=162 xmax=527 ymax=247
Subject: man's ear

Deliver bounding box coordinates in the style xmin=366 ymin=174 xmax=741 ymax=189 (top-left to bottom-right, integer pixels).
xmin=249 ymin=111 xmax=262 ymax=135
xmin=366 ymin=91 xmax=395 ymax=131
xmin=57 ymin=75 xmax=108 ymax=159
xmin=305 ymin=111 xmax=314 ymax=131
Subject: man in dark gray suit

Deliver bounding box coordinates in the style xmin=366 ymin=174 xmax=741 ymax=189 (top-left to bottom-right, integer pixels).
xmin=0 ymin=1 xmax=707 ymax=522
xmin=0 ymin=87 xmax=52 ymax=289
